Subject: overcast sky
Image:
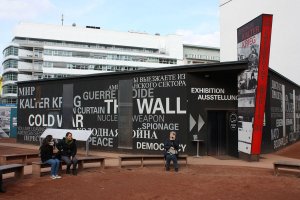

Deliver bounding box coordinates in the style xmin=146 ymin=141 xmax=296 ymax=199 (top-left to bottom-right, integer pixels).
xmin=0 ymin=0 xmax=220 ymax=53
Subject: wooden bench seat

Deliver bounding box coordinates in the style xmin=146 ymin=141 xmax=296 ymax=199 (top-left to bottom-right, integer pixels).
xmin=273 ymin=160 xmax=300 ymax=176
xmin=0 ymin=164 xmax=24 ymax=192
xmin=0 ymin=164 xmax=24 ymax=178
xmin=32 ymin=156 xmax=105 ymax=177
xmin=0 ymin=153 xmax=39 ymax=165
xmin=76 ymin=156 xmax=105 ymax=170
xmin=119 ymin=154 xmax=188 ymax=168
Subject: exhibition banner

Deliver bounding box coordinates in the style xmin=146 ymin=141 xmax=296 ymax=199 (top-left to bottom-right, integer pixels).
xmin=237 ymin=14 xmax=273 ymax=155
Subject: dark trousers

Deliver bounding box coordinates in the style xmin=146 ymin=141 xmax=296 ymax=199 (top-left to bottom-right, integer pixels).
xmin=61 ymin=156 xmax=78 ymax=170
xmin=165 ymin=154 xmax=178 ymax=170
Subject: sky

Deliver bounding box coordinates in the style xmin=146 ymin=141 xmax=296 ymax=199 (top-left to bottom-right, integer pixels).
xmin=0 ymin=0 xmax=220 ymax=53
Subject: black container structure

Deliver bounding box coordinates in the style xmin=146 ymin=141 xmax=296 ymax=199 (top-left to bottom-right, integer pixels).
xmin=262 ymin=69 xmax=300 ymax=153
xmin=16 ymin=61 xmax=300 ymax=159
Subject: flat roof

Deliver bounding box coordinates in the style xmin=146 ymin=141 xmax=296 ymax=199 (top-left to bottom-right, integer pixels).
xmin=268 ymin=68 xmax=299 ymax=87
xmin=183 ymin=44 xmax=220 ymax=50
xmin=18 ymin=61 xmax=248 ymax=85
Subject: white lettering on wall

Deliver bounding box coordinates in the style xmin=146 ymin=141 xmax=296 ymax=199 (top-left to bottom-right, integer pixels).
xmin=136 ymin=98 xmax=186 ymax=114
xmin=191 ymin=87 xmax=237 ymax=101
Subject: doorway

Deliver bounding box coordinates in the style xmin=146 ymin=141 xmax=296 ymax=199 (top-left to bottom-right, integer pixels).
xmin=207 ymin=110 xmax=238 ymax=157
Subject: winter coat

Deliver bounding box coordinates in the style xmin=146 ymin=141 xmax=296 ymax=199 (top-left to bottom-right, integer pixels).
xmin=164 ymin=138 xmax=179 ymax=158
xmin=56 ymin=137 xmax=77 ymax=157
xmin=40 ymin=144 xmax=55 ymax=163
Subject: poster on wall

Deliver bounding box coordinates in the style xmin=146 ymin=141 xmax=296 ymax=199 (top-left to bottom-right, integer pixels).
xmin=237 ymin=14 xmax=273 ymax=157
xmin=132 ymin=73 xmax=187 ymax=153
xmin=269 ymin=78 xmax=300 ymax=151
xmin=72 ymin=79 xmax=119 ymax=149
xmin=0 ymin=104 xmax=17 ymax=138
xmin=17 ymin=72 xmax=188 ymax=154
xmin=17 ymin=85 xmax=62 ymax=143
xmin=72 ymin=73 xmax=188 ymax=153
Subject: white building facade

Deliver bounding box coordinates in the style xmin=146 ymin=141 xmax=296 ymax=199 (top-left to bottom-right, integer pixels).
xmin=1 ymin=22 xmax=220 ymax=104
xmin=220 ymin=0 xmax=300 ymax=84
xmin=2 ymin=22 xmax=185 ymax=104
xmin=183 ymin=44 xmax=220 ymax=64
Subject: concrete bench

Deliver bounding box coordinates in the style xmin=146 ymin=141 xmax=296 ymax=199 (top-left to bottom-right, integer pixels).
xmin=32 ymin=156 xmax=106 ymax=177
xmin=0 ymin=164 xmax=24 ymax=192
xmin=76 ymin=156 xmax=105 ymax=170
xmin=0 ymin=153 xmax=39 ymax=165
xmin=273 ymin=160 xmax=300 ymax=176
xmin=119 ymin=154 xmax=188 ymax=168
xmin=0 ymin=164 xmax=24 ymax=178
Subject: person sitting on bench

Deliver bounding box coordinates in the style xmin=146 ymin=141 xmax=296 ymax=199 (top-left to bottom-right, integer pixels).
xmin=164 ymin=131 xmax=179 ymax=172
xmin=57 ymin=132 xmax=78 ymax=175
xmin=40 ymin=135 xmax=62 ymax=179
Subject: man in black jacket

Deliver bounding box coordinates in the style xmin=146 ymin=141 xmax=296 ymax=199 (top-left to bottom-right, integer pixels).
xmin=164 ymin=131 xmax=179 ymax=172
xmin=57 ymin=132 xmax=78 ymax=175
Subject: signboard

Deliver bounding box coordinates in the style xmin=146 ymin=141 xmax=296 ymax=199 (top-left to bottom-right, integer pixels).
xmin=269 ymin=77 xmax=300 ymax=151
xmin=237 ymin=14 xmax=273 ymax=157
xmin=0 ymin=104 xmax=17 ymax=138
xmin=229 ymin=113 xmax=238 ymax=131
xmin=17 ymin=72 xmax=188 ymax=154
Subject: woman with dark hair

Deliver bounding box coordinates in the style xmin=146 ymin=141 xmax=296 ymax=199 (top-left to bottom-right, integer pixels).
xmin=57 ymin=132 xmax=78 ymax=175
xmin=40 ymin=135 xmax=61 ymax=179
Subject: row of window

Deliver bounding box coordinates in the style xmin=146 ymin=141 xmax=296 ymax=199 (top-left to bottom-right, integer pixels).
xmin=1 ymin=98 xmax=17 ymax=104
xmin=3 ymin=84 xmax=17 ymax=94
xmin=14 ymin=38 xmax=160 ymax=55
xmin=185 ymin=54 xmax=220 ymax=61
xmin=44 ymin=49 xmax=177 ymax=64
xmin=2 ymin=58 xmax=141 ymax=73
xmin=40 ymin=74 xmax=70 ymax=79
xmin=44 ymin=61 xmax=140 ymax=71
xmin=3 ymin=46 xmax=18 ymax=57
xmin=3 ymin=59 xmax=18 ymax=70
xmin=2 ymin=73 xmax=18 ymax=81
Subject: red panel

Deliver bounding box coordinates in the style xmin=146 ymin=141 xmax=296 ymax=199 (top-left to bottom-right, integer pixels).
xmin=251 ymin=15 xmax=273 ymax=154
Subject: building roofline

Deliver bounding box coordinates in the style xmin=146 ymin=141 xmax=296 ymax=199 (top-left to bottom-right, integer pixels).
xmin=183 ymin=44 xmax=220 ymax=50
xmin=268 ymin=68 xmax=299 ymax=87
xmin=17 ymin=61 xmax=248 ymax=85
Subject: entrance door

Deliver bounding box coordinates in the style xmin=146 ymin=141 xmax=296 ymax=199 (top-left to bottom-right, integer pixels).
xmin=208 ymin=111 xmax=227 ymax=156
xmin=207 ymin=110 xmax=238 ymax=157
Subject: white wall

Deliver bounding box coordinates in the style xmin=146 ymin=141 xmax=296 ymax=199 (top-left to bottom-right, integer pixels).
xmin=14 ymin=22 xmax=183 ymax=61
xmin=220 ymin=0 xmax=300 ymax=84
